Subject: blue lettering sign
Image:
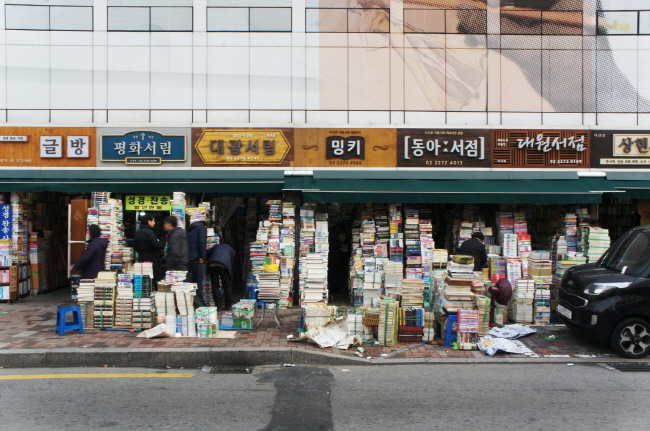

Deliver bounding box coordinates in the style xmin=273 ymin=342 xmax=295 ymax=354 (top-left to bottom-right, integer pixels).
xmin=100 ymin=131 xmax=186 ymax=163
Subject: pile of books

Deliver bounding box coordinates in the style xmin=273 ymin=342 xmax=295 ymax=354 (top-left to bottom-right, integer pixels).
xmin=378 ymin=298 xmax=399 ymax=346
xmin=510 ymin=279 xmax=535 ymax=323
xmin=94 ymin=271 xmax=116 ymax=329
xmin=401 ymin=278 xmax=425 ymax=307
xmin=457 ymin=309 xmax=479 ymax=350
xmin=383 ymin=260 xmax=403 ymax=296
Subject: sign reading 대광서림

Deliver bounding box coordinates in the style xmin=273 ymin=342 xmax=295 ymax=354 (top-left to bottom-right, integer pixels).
xmin=125 ymin=195 xmax=172 ymax=211
xmin=192 ymin=128 xmax=293 ymax=166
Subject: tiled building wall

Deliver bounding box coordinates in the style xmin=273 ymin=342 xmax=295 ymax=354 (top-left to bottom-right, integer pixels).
xmin=0 ymin=0 xmax=648 ymax=127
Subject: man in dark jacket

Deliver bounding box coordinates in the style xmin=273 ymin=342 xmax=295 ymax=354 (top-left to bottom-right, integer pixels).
xmin=186 ymin=220 xmax=207 ymax=307
xmin=163 ymin=216 xmax=188 ymax=272
xmin=206 ymin=243 xmax=236 ymax=310
xmin=70 ymin=224 xmax=108 ymax=279
xmin=457 ymin=231 xmax=488 ymax=271
xmin=134 ymin=215 xmax=163 ymax=282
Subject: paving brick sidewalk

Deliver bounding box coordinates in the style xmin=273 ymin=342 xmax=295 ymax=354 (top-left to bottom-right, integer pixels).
xmin=0 ymin=289 xmax=619 ymax=361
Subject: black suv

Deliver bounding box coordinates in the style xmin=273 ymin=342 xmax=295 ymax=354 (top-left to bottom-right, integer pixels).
xmin=558 ymin=225 xmax=650 ymax=358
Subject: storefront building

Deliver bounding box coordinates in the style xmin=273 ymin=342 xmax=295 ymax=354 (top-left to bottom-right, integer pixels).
xmin=2 ymin=1 xmax=650 ymax=338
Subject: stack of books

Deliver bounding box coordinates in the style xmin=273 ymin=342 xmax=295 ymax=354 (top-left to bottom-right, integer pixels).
xmin=93 ymin=271 xmax=116 ymax=329
xmin=401 ymin=278 xmax=425 ymax=307
xmin=378 ymin=298 xmax=399 ymax=346
xmin=383 ymin=260 xmax=403 ymax=296
xmin=510 ymin=279 xmax=535 ymax=323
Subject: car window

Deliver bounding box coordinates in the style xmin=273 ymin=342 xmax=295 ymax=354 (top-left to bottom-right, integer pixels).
xmin=608 ymin=230 xmax=650 ymax=277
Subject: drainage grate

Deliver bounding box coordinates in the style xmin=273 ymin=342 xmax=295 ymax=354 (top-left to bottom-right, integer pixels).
xmin=210 ymin=366 xmax=253 ymax=374
xmin=607 ymin=363 xmax=650 ymax=372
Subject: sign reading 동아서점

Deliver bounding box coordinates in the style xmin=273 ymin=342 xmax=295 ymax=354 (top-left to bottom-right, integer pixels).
xmin=591 ymin=131 xmax=650 ymax=168
xmin=491 ymin=130 xmax=590 ymax=168
xmin=397 ymin=129 xmax=491 ymax=168
xmin=192 ymin=129 xmax=292 ymax=166
xmin=101 ymin=131 xmax=186 ymax=164
xmin=294 ymin=129 xmax=396 ymax=167
xmin=125 ymin=195 xmax=172 ymax=211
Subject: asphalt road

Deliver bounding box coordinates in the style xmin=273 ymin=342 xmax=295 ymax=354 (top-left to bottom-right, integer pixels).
xmin=0 ymin=363 xmax=647 ymax=431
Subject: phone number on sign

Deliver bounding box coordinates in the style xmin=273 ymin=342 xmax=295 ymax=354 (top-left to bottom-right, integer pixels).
xmin=328 ymin=160 xmax=363 ymax=165
xmin=425 ymin=160 xmax=463 ymax=166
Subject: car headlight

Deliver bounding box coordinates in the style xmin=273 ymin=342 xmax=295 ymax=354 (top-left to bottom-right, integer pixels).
xmin=583 ymin=282 xmax=631 ymax=295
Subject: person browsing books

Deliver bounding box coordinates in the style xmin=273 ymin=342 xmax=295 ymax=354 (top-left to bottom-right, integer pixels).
xmin=457 ymin=231 xmax=488 ymax=271
xmin=206 ymin=242 xmax=236 ymax=311
xmin=70 ymin=224 xmax=108 ymax=279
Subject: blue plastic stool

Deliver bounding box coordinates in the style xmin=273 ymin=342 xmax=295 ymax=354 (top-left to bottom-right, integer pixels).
xmin=55 ymin=304 xmax=84 ymax=336
xmin=444 ymin=314 xmax=458 ymax=346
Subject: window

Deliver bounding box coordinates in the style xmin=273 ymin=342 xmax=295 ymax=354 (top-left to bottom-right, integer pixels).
xmin=5 ymin=4 xmax=92 ymax=31
xmin=107 ymin=7 xmax=193 ymax=32
xmin=598 ymin=11 xmax=642 ymax=35
xmin=306 ymin=8 xmax=389 ymax=33
xmin=403 ymin=9 xmax=487 ymax=34
xmin=207 ymin=7 xmax=291 ymax=32
xmin=501 ymin=9 xmax=583 ymax=35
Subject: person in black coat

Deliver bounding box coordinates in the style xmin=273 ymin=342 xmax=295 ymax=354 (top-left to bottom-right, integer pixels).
xmin=206 ymin=242 xmax=236 ymax=310
xmin=457 ymin=231 xmax=488 ymax=271
xmin=186 ymin=220 xmax=207 ymax=307
xmin=163 ymin=216 xmax=188 ymax=272
xmin=70 ymin=224 xmax=108 ymax=279
xmin=134 ymin=214 xmax=163 ymax=282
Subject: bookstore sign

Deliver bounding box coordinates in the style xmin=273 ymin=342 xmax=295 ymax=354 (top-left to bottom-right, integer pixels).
xmin=397 ymin=129 xmax=491 ymax=168
xmin=125 ymin=195 xmax=172 ymax=211
xmin=591 ymin=131 xmax=650 ymax=168
xmin=192 ymin=128 xmax=293 ymax=167
xmin=294 ymin=128 xmax=396 ymax=167
xmin=100 ymin=131 xmax=187 ymax=165
xmin=491 ymin=130 xmax=590 ymax=168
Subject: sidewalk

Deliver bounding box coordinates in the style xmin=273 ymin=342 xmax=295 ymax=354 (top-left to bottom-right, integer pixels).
xmin=0 ymin=289 xmax=630 ymax=368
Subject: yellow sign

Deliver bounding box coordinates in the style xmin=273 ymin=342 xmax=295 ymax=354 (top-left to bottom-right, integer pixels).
xmin=125 ymin=195 xmax=172 ymax=211
xmin=194 ymin=129 xmax=291 ymax=165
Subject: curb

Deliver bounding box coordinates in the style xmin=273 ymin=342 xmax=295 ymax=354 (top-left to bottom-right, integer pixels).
xmin=0 ymin=348 xmax=644 ymax=368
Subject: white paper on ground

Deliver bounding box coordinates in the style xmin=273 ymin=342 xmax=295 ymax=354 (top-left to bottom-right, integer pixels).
xmin=477 ymin=336 xmax=535 ymax=356
xmin=489 ymin=324 xmax=537 ymax=339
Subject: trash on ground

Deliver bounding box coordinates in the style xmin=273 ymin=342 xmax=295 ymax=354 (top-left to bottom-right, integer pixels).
xmin=477 ymin=336 xmax=535 ymax=356
xmin=489 ymin=324 xmax=537 ymax=339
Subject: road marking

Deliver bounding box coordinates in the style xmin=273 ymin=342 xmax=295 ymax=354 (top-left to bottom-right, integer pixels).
xmin=0 ymin=373 xmax=194 ymax=380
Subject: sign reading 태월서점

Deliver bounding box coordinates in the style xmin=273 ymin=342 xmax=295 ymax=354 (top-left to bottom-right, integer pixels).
xmin=294 ymin=129 xmax=396 ymax=167
xmin=491 ymin=130 xmax=590 ymax=168
xmin=101 ymin=131 xmax=186 ymax=164
xmin=591 ymin=131 xmax=650 ymax=168
xmin=397 ymin=129 xmax=491 ymax=168
xmin=192 ymin=129 xmax=293 ymax=166
xmin=125 ymin=195 xmax=172 ymax=211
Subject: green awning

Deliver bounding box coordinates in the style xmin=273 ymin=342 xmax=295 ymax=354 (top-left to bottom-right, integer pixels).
xmin=312 ymin=170 xmax=580 ymax=181
xmin=0 ymin=170 xmax=285 ymax=194
xmin=289 ymin=177 xmax=618 ymax=204
xmin=609 ymin=180 xmax=650 ymax=199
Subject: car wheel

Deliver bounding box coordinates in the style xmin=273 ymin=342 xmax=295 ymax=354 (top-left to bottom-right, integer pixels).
xmin=610 ymin=318 xmax=650 ymax=359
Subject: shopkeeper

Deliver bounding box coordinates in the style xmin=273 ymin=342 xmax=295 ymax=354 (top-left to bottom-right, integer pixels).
xmin=457 ymin=231 xmax=488 ymax=271
xmin=70 ymin=224 xmax=109 ymax=279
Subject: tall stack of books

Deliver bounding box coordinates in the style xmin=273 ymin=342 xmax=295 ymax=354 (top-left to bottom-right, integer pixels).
xmin=378 ymin=298 xmax=399 ymax=346
xmin=383 ymin=260 xmax=403 ymax=296
xmin=585 ymin=227 xmax=611 ymax=263
xmin=114 ymin=274 xmax=134 ymax=327
xmin=132 ymin=297 xmax=153 ymax=329
xmin=404 ymin=207 xmax=422 ymax=278
xmin=301 ymin=253 xmax=328 ymax=304
xmin=94 ymin=271 xmax=116 ymax=329
xmin=419 ymin=218 xmax=434 ymax=287
xmin=510 ymin=279 xmax=535 ymax=323
xmin=388 ymin=204 xmax=404 ymax=263
xmin=398 ymin=307 xmax=425 ymax=343
xmin=362 ymin=271 xmax=382 ymax=306
xmin=78 ymin=278 xmax=95 ymax=328
xmin=506 ymin=257 xmax=522 ymax=285
xmin=374 ymin=204 xmax=390 ymax=259
xmin=279 ymin=201 xmax=295 ymax=307
xmin=442 ymin=260 xmax=475 ymax=313
xmin=401 ymin=278 xmax=425 ymax=307
xmin=299 ymin=204 xmax=316 ymax=304
xmin=457 ymin=308 xmax=479 ymax=349
xmin=476 ymin=295 xmax=491 ymax=336
xmin=563 ymin=213 xmax=578 ymax=253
